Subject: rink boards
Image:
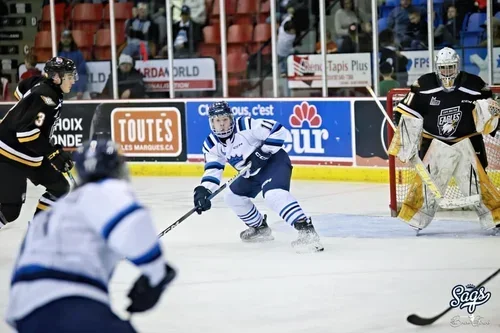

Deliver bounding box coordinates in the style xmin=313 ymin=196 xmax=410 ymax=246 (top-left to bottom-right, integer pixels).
xmin=0 ymin=97 xmax=393 ymax=182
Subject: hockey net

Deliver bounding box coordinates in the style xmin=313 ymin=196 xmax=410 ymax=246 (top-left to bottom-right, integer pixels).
xmin=387 ymin=87 xmax=500 ymax=216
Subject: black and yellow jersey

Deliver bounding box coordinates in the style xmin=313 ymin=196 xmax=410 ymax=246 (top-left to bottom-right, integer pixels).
xmin=0 ymin=78 xmax=63 ymax=167
xmin=395 ymin=71 xmax=493 ymax=142
xmin=14 ymin=75 xmax=45 ymax=101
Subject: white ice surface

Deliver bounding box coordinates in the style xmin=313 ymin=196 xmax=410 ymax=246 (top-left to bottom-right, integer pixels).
xmin=0 ymin=177 xmax=499 ymax=332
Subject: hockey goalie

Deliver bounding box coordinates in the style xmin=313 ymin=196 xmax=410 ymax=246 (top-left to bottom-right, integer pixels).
xmin=389 ymin=47 xmax=500 ymax=232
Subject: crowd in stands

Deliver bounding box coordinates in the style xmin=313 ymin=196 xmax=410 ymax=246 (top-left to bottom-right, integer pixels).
xmin=16 ymin=0 xmax=500 ymax=99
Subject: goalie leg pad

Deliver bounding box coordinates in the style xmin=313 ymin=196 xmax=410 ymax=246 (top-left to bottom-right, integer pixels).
xmin=399 ymin=139 xmax=461 ymax=229
xmin=453 ymin=139 xmax=500 ymax=229
xmin=388 ymin=115 xmax=423 ymax=163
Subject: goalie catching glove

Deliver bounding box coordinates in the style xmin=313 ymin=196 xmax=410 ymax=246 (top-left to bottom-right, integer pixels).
xmin=47 ymin=144 xmax=74 ymax=173
xmin=473 ymin=98 xmax=500 ymax=134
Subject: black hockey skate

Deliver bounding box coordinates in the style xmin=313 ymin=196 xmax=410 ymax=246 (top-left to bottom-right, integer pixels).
xmin=292 ymin=217 xmax=324 ymax=253
xmin=240 ymin=215 xmax=274 ymax=242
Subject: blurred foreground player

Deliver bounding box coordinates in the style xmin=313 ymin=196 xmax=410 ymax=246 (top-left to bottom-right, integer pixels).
xmin=6 ymin=139 xmax=176 ymax=333
xmin=193 ymin=101 xmax=324 ymax=252
xmin=0 ymin=57 xmax=76 ymax=227
xmin=390 ymin=47 xmax=500 ymax=231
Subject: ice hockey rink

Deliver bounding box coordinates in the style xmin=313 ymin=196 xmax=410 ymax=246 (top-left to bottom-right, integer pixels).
xmin=0 ymin=176 xmax=499 ymax=333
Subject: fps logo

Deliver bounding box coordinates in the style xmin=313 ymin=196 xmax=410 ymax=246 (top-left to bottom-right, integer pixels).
xmin=438 ymin=106 xmax=462 ymax=136
xmin=284 ymin=102 xmax=329 ymax=154
xmin=449 ymin=284 xmax=491 ymax=314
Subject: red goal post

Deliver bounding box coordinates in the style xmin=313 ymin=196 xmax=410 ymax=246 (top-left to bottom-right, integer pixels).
xmin=386 ymin=87 xmax=500 ymax=217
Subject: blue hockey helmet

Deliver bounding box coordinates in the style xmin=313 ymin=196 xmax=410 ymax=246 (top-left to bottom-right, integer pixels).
xmin=73 ymin=139 xmax=128 ymax=184
xmin=208 ymin=101 xmax=234 ymax=139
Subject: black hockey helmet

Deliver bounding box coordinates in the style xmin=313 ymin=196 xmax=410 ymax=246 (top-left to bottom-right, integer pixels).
xmin=208 ymin=101 xmax=234 ymax=138
xmin=44 ymin=56 xmax=78 ymax=82
xmin=73 ymin=139 xmax=128 ymax=184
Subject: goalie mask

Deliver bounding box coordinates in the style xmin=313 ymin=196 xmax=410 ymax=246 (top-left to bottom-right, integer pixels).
xmin=435 ymin=47 xmax=460 ymax=91
xmin=208 ymin=101 xmax=234 ymax=139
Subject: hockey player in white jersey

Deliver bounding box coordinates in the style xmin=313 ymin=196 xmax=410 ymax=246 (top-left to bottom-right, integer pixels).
xmin=193 ymin=101 xmax=323 ymax=252
xmin=6 ymin=139 xmax=176 ymax=333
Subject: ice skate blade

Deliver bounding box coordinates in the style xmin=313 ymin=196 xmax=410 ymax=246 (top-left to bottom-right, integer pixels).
xmin=241 ymin=235 xmax=275 ymax=243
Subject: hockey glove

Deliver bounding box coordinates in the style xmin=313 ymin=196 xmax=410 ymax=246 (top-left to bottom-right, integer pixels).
xmin=246 ymin=147 xmax=271 ymax=174
xmin=47 ymin=145 xmax=74 ymax=173
xmin=194 ymin=186 xmax=212 ymax=214
xmin=126 ymin=263 xmax=177 ymax=313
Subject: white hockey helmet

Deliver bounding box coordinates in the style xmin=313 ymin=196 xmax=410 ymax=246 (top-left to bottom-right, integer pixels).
xmin=435 ymin=47 xmax=460 ymax=91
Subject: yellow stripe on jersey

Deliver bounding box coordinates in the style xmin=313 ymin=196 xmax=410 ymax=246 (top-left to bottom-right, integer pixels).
xmin=394 ymin=107 xmax=416 ymax=118
xmin=0 ymin=147 xmax=42 ymax=167
xmin=18 ymin=132 xmax=40 ymax=143
xmin=36 ymin=202 xmax=49 ymax=211
xmin=14 ymin=89 xmax=21 ymax=101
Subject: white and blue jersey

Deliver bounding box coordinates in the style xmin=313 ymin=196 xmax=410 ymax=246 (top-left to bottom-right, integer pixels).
xmin=200 ymin=116 xmax=289 ymax=192
xmin=6 ymin=179 xmax=168 ymax=327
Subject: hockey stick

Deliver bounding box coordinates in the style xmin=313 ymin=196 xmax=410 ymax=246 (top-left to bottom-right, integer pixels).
xmin=366 ymin=85 xmax=443 ymax=199
xmin=157 ymin=164 xmax=251 ymax=238
xmin=66 ymin=172 xmax=77 ymax=188
xmin=407 ymin=268 xmax=500 ymax=326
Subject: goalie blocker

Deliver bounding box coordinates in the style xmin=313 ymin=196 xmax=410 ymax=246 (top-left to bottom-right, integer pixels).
xmin=390 ymin=115 xmax=500 ymax=231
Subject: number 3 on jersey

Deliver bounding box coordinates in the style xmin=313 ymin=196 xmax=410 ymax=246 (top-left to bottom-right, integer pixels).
xmin=35 ymin=112 xmax=45 ymax=127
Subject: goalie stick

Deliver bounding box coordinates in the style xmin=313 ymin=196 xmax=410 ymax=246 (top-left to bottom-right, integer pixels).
xmin=407 ymin=268 xmax=500 ymax=326
xmin=157 ymin=164 xmax=251 ymax=238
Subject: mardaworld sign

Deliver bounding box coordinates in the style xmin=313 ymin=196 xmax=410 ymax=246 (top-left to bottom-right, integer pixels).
xmin=286 ymin=53 xmax=372 ymax=88
xmin=18 ymin=57 xmax=217 ymax=93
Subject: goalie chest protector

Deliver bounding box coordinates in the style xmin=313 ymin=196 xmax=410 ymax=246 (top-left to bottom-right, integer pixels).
xmin=395 ymin=72 xmax=493 ymax=141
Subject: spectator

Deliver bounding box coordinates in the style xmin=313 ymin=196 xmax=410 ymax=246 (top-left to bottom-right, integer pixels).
xmin=443 ymin=1 xmax=474 ymax=24
xmin=435 ymin=5 xmax=460 ymax=46
xmin=379 ymin=29 xmax=409 ymax=87
xmin=379 ymin=62 xmax=400 ymax=96
xmin=315 ymin=31 xmax=338 ymax=54
xmin=101 ymin=54 xmax=146 ymax=99
xmin=402 ymin=9 xmax=427 ymax=50
xmin=334 ymin=0 xmax=368 ymax=41
xmin=338 ymin=22 xmax=372 ymax=53
xmin=285 ymin=0 xmax=310 ymax=38
xmin=136 ymin=1 xmax=168 ymax=47
xmin=123 ymin=1 xmax=160 ymax=58
xmin=479 ymin=17 xmax=500 ymax=47
xmin=160 ymin=5 xmax=202 ymax=58
xmin=387 ymin=0 xmax=426 ymax=45
xmin=20 ymin=54 xmax=42 ymax=81
xmin=277 ymin=19 xmax=296 ymax=78
xmin=58 ymin=29 xmax=88 ymax=99
xmin=183 ymin=0 xmax=207 ymax=25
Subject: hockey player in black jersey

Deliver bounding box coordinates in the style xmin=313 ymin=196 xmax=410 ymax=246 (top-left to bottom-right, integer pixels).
xmin=0 ymin=57 xmax=76 ymax=227
xmin=390 ymin=47 xmax=500 ymax=231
